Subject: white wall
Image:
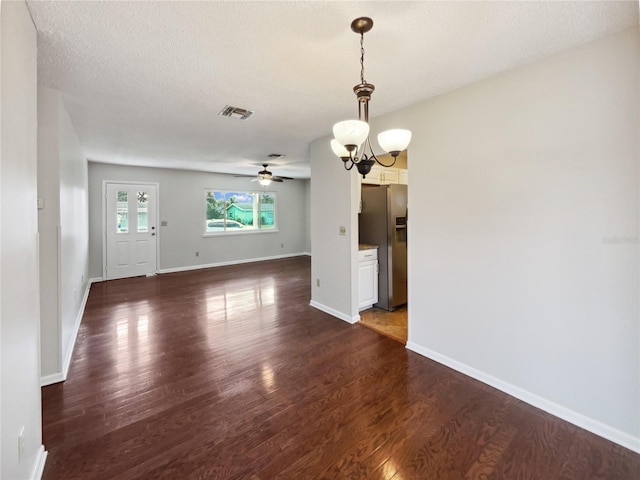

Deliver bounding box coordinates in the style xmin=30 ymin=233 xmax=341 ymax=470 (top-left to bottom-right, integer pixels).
xmin=303 ymin=179 xmax=311 ymax=253
xmin=37 ymin=90 xmax=60 ymax=379
xmin=309 ymin=138 xmax=360 ymax=323
xmin=1 ymin=1 xmax=47 ymax=478
xmin=310 ymin=26 xmax=639 ymax=452
xmin=88 ymin=163 xmax=308 ymax=278
xmin=58 ymin=94 xmax=89 ymax=373
xmin=391 ymin=27 xmax=637 ymax=450
xmin=38 ymin=88 xmax=89 ymax=383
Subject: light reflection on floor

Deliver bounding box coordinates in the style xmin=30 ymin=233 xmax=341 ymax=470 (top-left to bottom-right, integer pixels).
xmin=203 ymin=279 xmax=277 ymax=350
xmin=115 ymin=312 xmax=151 ymax=374
xmin=103 ymin=278 xmax=282 ymax=391
xmin=205 ymin=280 xmax=275 ymax=314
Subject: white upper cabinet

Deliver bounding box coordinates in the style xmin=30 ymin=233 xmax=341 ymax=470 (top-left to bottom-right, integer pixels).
xmin=362 ymin=166 xmax=407 ymax=185
xmin=398 ymin=168 xmax=408 ymax=185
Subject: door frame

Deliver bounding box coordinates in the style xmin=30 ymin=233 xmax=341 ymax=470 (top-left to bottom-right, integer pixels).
xmin=101 ymin=180 xmax=160 ymax=280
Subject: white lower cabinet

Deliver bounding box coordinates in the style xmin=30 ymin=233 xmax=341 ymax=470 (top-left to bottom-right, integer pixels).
xmin=358 ymin=248 xmax=379 ymax=311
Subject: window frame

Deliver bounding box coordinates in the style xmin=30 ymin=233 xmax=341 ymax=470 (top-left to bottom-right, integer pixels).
xmin=203 ymin=189 xmax=278 ymax=236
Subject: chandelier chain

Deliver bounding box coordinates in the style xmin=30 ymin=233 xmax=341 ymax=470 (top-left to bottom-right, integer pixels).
xmin=360 ymin=32 xmax=366 ymax=84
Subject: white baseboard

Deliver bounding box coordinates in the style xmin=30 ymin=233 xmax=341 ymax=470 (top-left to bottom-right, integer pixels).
xmin=157 ymin=252 xmax=307 ymax=274
xmin=31 ymin=445 xmax=47 ymax=480
xmin=40 ymin=281 xmax=91 ymax=387
xmin=89 ymin=276 xmax=104 ymax=283
xmin=309 ymin=300 xmax=359 ymax=324
xmin=62 ymin=281 xmax=90 ymax=377
xmin=40 ymin=372 xmax=65 ymax=387
xmin=406 ymin=341 xmax=640 ymax=454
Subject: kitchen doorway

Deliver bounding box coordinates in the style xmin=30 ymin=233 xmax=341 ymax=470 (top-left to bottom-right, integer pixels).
xmin=357 ymin=150 xmax=408 ymax=344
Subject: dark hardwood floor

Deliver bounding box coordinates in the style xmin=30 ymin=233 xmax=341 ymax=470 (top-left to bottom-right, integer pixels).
xmin=42 ymin=256 xmax=639 ymax=479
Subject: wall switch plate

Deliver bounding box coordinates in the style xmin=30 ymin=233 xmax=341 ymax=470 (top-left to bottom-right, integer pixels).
xmin=161 ymin=220 xmax=168 ymax=227
xmin=339 ymin=226 xmax=346 ymax=236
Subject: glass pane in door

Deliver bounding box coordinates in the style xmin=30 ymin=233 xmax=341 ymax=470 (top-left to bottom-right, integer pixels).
xmin=117 ymin=191 xmax=128 ymax=233
xmin=137 ymin=191 xmax=148 ymax=233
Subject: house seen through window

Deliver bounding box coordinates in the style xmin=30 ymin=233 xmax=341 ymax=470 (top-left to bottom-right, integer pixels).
xmin=205 ymin=190 xmax=276 ymax=233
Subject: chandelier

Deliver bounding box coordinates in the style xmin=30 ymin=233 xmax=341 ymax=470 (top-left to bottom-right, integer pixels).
xmin=331 ymin=17 xmax=412 ymax=178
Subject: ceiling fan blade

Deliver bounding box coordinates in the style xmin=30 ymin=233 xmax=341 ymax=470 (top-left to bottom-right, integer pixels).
xmin=274 ymin=176 xmax=294 ymax=180
xmin=271 ymin=178 xmax=284 ymax=182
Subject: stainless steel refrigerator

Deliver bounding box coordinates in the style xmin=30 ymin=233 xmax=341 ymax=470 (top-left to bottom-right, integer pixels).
xmin=359 ymin=184 xmax=408 ymax=311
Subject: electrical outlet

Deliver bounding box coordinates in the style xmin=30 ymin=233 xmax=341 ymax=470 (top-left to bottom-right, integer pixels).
xmin=18 ymin=426 xmax=25 ymax=463
xmin=280 ymin=243 xmax=284 ymax=248
xmin=316 ymin=279 xmax=320 ymax=287
xmin=195 ymin=251 xmax=199 ymax=257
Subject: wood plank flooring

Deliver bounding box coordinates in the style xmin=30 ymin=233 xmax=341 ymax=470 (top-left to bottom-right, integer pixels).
xmin=359 ymin=306 xmax=408 ymax=344
xmin=42 ymin=256 xmax=639 ymax=479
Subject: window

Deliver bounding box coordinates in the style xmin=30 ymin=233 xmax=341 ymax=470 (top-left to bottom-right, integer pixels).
xmin=205 ymin=190 xmax=276 ymax=234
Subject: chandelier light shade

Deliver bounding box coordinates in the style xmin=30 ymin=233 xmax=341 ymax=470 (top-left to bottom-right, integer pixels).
xmin=333 ymin=120 xmax=369 ymax=151
xmin=377 ymin=129 xmax=412 ymax=156
xmin=258 ymin=177 xmax=272 ymax=186
xmin=331 ymin=17 xmax=411 ymax=177
xmin=330 ymin=139 xmax=351 ymax=158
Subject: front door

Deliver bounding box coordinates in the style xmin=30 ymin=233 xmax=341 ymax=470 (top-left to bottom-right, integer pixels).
xmin=105 ymin=183 xmax=157 ymax=280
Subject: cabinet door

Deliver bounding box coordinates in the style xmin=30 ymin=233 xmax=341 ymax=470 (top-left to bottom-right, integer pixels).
xmin=359 ymin=261 xmax=379 ymax=310
xmin=381 ymin=168 xmax=399 ymax=185
xmin=398 ymin=168 xmax=408 ymax=185
xmin=362 ymin=165 xmax=382 ymax=185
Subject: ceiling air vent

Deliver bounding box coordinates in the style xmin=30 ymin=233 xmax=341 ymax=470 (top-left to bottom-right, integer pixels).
xmin=218 ymin=105 xmax=254 ymax=120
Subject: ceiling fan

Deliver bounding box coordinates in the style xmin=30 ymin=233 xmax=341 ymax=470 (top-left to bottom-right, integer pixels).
xmin=237 ymin=164 xmax=293 ymax=186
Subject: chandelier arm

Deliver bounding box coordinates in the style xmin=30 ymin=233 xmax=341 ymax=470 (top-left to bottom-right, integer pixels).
xmin=350 ymin=147 xmax=359 ymax=164
xmin=363 ymin=136 xmax=377 ymax=163
xmin=374 ymin=154 xmax=398 ymax=168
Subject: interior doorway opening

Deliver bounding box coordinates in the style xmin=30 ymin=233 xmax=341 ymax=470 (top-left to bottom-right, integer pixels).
xmin=356 ymin=151 xmax=409 ymax=344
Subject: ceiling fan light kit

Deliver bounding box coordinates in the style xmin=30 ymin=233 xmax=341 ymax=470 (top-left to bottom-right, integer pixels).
xmin=331 ymin=17 xmax=411 ymax=178
xmin=234 ymin=163 xmax=293 ymax=185
xmin=253 ymin=164 xmax=293 ymax=186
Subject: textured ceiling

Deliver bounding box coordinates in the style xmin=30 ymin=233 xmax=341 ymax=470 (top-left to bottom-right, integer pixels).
xmin=27 ymin=1 xmax=638 ymax=179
